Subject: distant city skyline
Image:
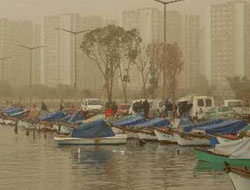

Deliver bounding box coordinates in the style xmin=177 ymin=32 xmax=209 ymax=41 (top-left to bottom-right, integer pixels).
xmin=0 ymin=0 xmax=223 ymax=23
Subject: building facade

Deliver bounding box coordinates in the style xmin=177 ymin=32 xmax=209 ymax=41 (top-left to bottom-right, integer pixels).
xmin=122 ymin=8 xmax=203 ymax=97
xmin=43 ymin=14 xmax=118 ymax=93
xmin=211 ymin=0 xmax=250 ymax=98
xmin=0 ymin=18 xmax=41 ymax=87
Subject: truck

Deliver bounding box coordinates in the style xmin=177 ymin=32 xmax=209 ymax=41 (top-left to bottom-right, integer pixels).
xmin=81 ymin=98 xmax=103 ymax=114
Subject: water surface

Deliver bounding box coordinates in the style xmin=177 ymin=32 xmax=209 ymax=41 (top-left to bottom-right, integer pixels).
xmin=0 ymin=125 xmax=234 ymax=190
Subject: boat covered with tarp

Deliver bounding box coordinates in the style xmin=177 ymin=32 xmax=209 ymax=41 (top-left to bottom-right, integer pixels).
xmin=225 ymin=163 xmax=250 ymax=190
xmin=113 ymin=115 xmax=146 ymax=127
xmin=54 ymin=119 xmax=127 ymax=145
xmin=195 ymin=137 xmax=250 ymax=167
xmin=39 ymin=111 xmax=66 ymax=122
xmin=173 ymin=119 xmax=247 ymax=146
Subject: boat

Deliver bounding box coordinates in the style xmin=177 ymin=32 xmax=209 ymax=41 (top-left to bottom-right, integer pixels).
xmin=195 ymin=137 xmax=250 ymax=166
xmin=176 ymin=119 xmax=247 ymax=146
xmin=194 ymin=147 xmax=250 ymax=167
xmin=138 ymin=130 xmax=158 ymax=141
xmin=174 ymin=131 xmax=211 ymax=146
xmin=54 ymin=134 xmax=127 ymax=145
xmin=216 ymin=134 xmax=239 ymax=144
xmin=154 ymin=128 xmax=177 ymax=143
xmin=54 ymin=119 xmax=127 ymax=145
xmin=225 ymin=163 xmax=250 ymax=190
xmin=136 ymin=118 xmax=170 ymax=141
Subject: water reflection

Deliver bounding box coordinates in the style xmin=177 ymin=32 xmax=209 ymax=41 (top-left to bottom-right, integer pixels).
xmin=0 ymin=126 xmax=234 ymax=190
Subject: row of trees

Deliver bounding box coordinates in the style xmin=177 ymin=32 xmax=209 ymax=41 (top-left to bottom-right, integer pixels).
xmin=81 ymin=25 xmax=184 ymax=102
xmin=0 ymin=83 xmax=93 ymax=100
xmin=227 ymin=76 xmax=250 ymax=103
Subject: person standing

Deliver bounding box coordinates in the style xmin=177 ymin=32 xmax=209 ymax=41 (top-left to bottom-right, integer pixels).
xmin=143 ymin=99 xmax=150 ymax=118
xmin=112 ymin=101 xmax=118 ymax=117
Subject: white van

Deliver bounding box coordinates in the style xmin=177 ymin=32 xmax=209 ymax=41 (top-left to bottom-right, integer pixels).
xmin=81 ymin=99 xmax=103 ymax=113
xmin=177 ymin=95 xmax=215 ymax=120
xmin=128 ymin=99 xmax=164 ymax=116
xmin=223 ymin=99 xmax=243 ymax=115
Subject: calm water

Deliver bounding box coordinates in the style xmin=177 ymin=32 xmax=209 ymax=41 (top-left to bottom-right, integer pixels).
xmin=0 ymin=125 xmax=234 ymax=190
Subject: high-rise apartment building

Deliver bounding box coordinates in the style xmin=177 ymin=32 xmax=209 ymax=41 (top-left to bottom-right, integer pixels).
xmin=211 ymin=0 xmax=250 ymax=97
xmin=122 ymin=8 xmax=203 ymax=95
xmin=43 ymin=14 xmax=118 ymax=92
xmin=0 ymin=19 xmax=41 ymax=86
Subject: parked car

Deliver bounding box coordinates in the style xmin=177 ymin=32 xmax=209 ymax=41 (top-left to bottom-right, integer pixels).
xmin=204 ymin=106 xmax=235 ymax=120
xmin=116 ymin=103 xmax=131 ymax=116
xmin=81 ymin=99 xmax=103 ymax=114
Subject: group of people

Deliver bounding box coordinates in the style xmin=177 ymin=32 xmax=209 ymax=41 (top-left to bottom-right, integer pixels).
xmin=132 ymin=99 xmax=150 ymax=118
xmin=164 ymin=99 xmax=192 ymax=118
xmin=105 ymin=101 xmax=118 ymax=117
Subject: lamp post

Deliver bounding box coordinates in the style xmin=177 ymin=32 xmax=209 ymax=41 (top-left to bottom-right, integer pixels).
xmin=55 ymin=27 xmax=89 ymax=89
xmin=18 ymin=45 xmax=46 ymax=88
xmin=153 ymin=0 xmax=184 ymax=99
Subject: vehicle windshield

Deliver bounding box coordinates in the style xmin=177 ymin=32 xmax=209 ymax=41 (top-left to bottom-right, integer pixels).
xmin=88 ymin=100 xmax=102 ymax=105
xmin=228 ymin=101 xmax=242 ymax=107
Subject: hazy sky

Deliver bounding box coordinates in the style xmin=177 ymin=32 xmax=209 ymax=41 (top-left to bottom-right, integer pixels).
xmin=0 ymin=0 xmax=218 ymax=22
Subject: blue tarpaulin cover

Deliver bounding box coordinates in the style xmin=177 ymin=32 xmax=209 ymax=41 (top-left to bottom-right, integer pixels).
xmin=10 ymin=109 xmax=29 ymax=117
xmin=135 ymin=118 xmax=169 ymax=128
xmin=179 ymin=118 xmax=192 ymax=126
xmin=39 ymin=111 xmax=66 ymax=122
xmin=195 ymin=120 xmax=246 ymax=135
xmin=68 ymin=111 xmax=84 ymax=123
xmin=4 ymin=107 xmax=23 ymax=115
xmin=60 ymin=115 xmax=72 ymax=122
xmin=72 ymin=119 xmax=114 ymax=138
xmin=114 ymin=115 xmax=146 ymax=127
xmin=183 ymin=119 xmax=224 ymax=132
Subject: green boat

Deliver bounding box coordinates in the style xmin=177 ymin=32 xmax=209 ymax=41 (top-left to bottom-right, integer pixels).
xmin=195 ymin=160 xmax=225 ymax=172
xmin=194 ymin=147 xmax=250 ymax=167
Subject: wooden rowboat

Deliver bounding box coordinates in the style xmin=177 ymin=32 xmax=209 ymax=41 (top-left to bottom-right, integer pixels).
xmin=54 ymin=134 xmax=128 ymax=145
xmin=225 ymin=163 xmax=250 ymax=190
xmin=154 ymin=128 xmax=177 ymax=143
xmin=194 ymin=147 xmax=250 ymax=167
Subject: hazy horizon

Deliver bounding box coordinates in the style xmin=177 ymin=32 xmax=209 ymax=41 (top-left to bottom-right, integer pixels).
xmin=0 ymin=0 xmax=222 ymax=22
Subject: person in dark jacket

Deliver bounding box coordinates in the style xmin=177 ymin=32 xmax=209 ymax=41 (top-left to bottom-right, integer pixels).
xmin=41 ymin=102 xmax=48 ymax=111
xmin=112 ymin=101 xmax=118 ymax=116
xmin=143 ymin=99 xmax=150 ymax=118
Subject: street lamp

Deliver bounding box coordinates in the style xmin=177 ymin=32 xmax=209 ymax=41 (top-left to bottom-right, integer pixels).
xmin=153 ymin=0 xmax=185 ymax=99
xmin=55 ymin=27 xmax=89 ymax=89
xmin=18 ymin=45 xmax=46 ymax=88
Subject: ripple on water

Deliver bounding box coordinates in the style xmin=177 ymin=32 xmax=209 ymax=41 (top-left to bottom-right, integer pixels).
xmin=0 ymin=126 xmax=234 ymax=190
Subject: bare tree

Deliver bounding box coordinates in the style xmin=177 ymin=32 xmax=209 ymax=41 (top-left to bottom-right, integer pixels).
xmin=147 ymin=42 xmax=183 ymax=100
xmin=165 ymin=42 xmax=183 ymax=101
xmin=81 ymin=25 xmax=124 ymax=103
xmin=118 ymin=29 xmax=141 ymax=103
xmin=135 ymin=45 xmax=150 ymax=98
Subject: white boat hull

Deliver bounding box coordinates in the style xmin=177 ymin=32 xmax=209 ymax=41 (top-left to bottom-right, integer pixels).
xmin=229 ymin=172 xmax=250 ymax=190
xmin=154 ymin=129 xmax=176 ymax=143
xmin=217 ymin=136 xmax=234 ymax=144
xmin=0 ymin=118 xmax=5 ymax=125
xmin=174 ymin=133 xmax=210 ymax=146
xmin=125 ymin=131 xmax=139 ymax=139
xmin=4 ymin=119 xmax=15 ymax=126
xmin=138 ymin=132 xmax=157 ymax=141
xmin=54 ymin=134 xmax=128 ymax=145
